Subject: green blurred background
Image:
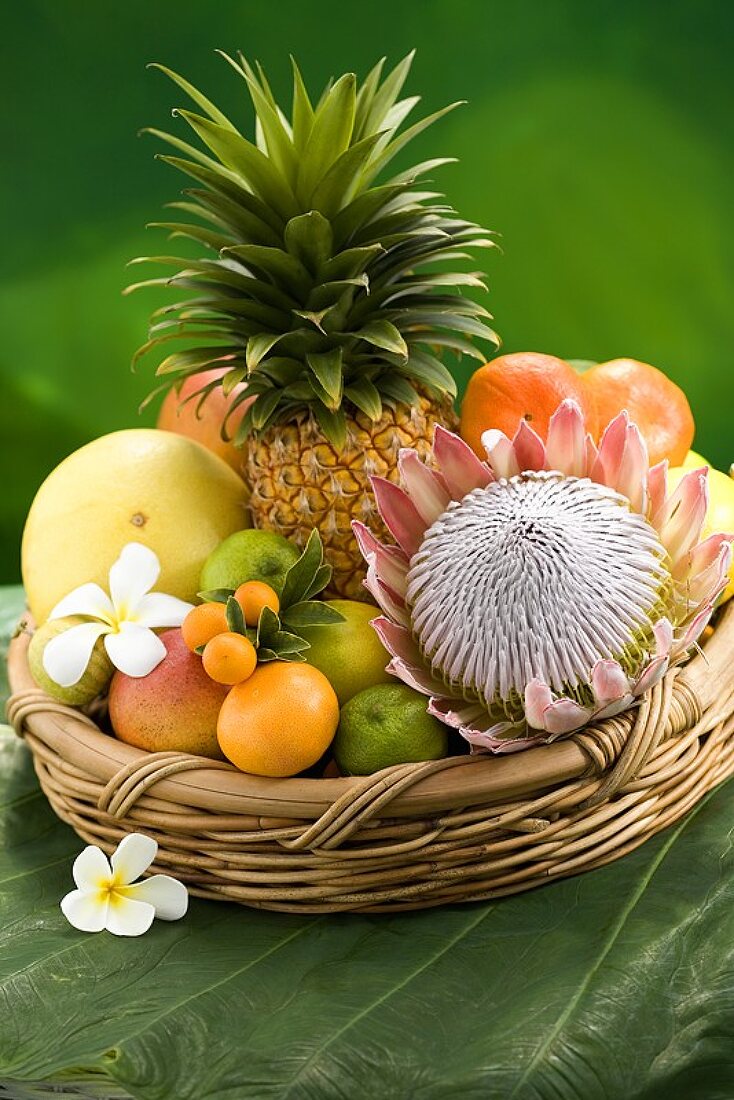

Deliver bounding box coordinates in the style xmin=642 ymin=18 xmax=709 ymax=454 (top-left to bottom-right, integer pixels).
xmin=2 ymin=0 xmax=732 ymax=583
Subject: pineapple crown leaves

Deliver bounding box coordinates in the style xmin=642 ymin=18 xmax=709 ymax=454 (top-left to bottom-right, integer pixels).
xmin=129 ymin=51 xmax=499 ymax=448
xmin=197 ymin=530 xmax=344 ymax=663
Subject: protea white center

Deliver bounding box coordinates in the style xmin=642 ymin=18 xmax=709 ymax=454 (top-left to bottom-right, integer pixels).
xmin=353 ymin=400 xmax=732 ymax=753
xmin=408 ymin=472 xmax=672 ymax=715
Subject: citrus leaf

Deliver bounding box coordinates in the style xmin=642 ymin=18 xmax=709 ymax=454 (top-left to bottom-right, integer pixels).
xmin=255 ymin=604 xmax=281 ymax=647
xmin=197 ymin=588 xmax=234 ymax=604
xmin=280 ymin=601 xmax=346 ymax=629
xmin=279 ymin=529 xmax=324 ymax=610
xmin=302 ymin=564 xmax=334 ymax=601
xmin=225 ymin=595 xmax=246 ymax=635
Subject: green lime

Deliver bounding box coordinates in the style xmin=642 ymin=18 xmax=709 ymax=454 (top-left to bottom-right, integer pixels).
xmin=334 ymin=683 xmax=449 ymax=775
xmin=28 ymin=616 xmax=114 ymax=705
xmin=200 ymin=529 xmax=299 ymax=596
xmin=300 ymin=599 xmax=393 ymax=707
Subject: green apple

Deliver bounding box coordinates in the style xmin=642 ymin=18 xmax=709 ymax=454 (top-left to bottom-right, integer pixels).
xmin=300 ymin=599 xmax=394 ymax=707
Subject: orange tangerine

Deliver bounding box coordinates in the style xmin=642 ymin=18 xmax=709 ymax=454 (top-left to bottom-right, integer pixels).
xmin=581 ymin=358 xmax=695 ymax=466
xmin=234 ymin=580 xmax=280 ymax=626
xmin=217 ymin=662 xmax=339 ymax=776
xmin=181 ymin=602 xmax=229 ymax=652
xmin=202 ymin=631 xmax=258 ymax=685
xmin=459 ymin=352 xmax=597 ymax=456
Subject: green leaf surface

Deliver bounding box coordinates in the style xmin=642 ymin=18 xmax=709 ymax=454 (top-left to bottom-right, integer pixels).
xmin=224 ymin=595 xmax=246 ymax=635
xmin=1 ymin=590 xmax=734 ymax=1098
xmin=280 ymin=601 xmax=345 ymax=629
xmin=279 ymin=529 xmax=325 ymax=610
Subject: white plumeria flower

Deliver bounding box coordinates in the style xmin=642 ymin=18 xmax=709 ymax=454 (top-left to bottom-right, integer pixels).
xmin=60 ymin=834 xmax=188 ymax=937
xmin=43 ymin=542 xmax=193 ymax=685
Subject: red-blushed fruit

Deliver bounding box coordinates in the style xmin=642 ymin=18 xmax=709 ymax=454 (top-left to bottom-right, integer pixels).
xmin=459 ymin=352 xmax=598 ymax=456
xmin=108 ymin=628 xmax=228 ymax=759
xmin=156 ymin=367 xmax=254 ymax=477
xmin=217 ymin=662 xmax=339 ymax=776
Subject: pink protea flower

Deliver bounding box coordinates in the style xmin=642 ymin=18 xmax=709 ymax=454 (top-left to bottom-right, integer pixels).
xmin=353 ymin=399 xmax=732 ymax=753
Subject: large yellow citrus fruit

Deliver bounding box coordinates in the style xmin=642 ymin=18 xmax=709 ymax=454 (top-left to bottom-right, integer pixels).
xmin=22 ymin=429 xmax=250 ymax=623
xmin=668 ymin=463 xmax=734 ymax=604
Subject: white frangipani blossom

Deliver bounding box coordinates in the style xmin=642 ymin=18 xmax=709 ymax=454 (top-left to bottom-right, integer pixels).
xmin=43 ymin=542 xmax=192 ymax=685
xmin=60 ymin=834 xmax=188 ymax=937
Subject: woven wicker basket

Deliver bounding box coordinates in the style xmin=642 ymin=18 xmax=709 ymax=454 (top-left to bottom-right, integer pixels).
xmin=7 ymin=604 xmax=734 ymax=913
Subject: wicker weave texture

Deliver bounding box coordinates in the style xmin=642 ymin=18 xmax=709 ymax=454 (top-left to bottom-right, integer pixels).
xmin=7 ymin=604 xmax=734 ymax=913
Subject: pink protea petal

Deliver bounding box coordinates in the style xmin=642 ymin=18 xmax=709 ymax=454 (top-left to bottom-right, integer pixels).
xmin=652 ymin=617 xmax=674 ymax=657
xmin=674 ymin=606 xmax=714 ymax=655
xmin=398 ymin=449 xmax=451 ymax=526
xmin=387 ymin=659 xmax=445 ymax=696
xmin=647 ymin=460 xmax=668 ymax=521
xmin=433 ymin=424 xmax=493 ymax=499
xmin=592 ymin=694 xmax=635 ymax=721
xmin=370 ymin=616 xmax=421 ymax=666
xmin=351 ymin=520 xmax=381 ymax=563
xmin=592 ymin=409 xmax=630 ymax=488
xmin=681 ymin=545 xmax=730 ymax=609
xmin=461 ymin=726 xmax=545 ymax=754
xmin=540 ymin=698 xmax=593 ymax=736
xmin=585 ymin=434 xmax=599 ymax=471
xmin=482 ymin=429 xmax=521 ymax=479
xmin=545 ymin=399 xmax=587 ymax=476
xmin=683 ymin=531 xmax=733 ymax=579
xmin=632 ymin=654 xmax=669 ymax=696
xmin=613 ymin=422 xmax=648 ymax=513
xmin=591 ymin=659 xmax=631 ymax=705
xmin=352 ymin=522 xmax=410 ymax=601
xmin=364 ymin=563 xmax=410 ymax=627
xmin=524 ymin=678 xmax=554 ymax=729
xmin=511 ymin=419 xmax=546 ymax=473
xmin=656 ymin=469 xmax=709 ymax=566
xmin=372 ymin=543 xmax=409 ymax=598
xmin=370 ymin=476 xmax=427 ymax=556
xmin=427 ymin=696 xmax=488 ymax=729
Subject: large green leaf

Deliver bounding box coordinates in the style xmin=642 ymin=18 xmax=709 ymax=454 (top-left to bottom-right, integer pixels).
xmin=1 ymin=589 xmax=733 ymax=1099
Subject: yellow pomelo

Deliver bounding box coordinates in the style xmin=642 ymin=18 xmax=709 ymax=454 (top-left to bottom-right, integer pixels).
xmin=681 ymin=449 xmax=711 ymax=469
xmin=668 ymin=463 xmax=734 ymax=604
xmin=22 ymin=429 xmax=250 ymax=623
xmin=299 ymin=599 xmax=394 ymax=707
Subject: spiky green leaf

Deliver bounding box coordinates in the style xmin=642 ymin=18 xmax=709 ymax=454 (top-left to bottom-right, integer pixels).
xmin=306 ymin=349 xmax=343 ymax=408
xmin=297 ymin=73 xmax=356 ymax=203
xmin=345 ymin=377 xmax=383 ymax=420
xmin=284 ymin=211 xmax=333 ymax=271
xmin=353 ymin=320 xmax=408 ymax=359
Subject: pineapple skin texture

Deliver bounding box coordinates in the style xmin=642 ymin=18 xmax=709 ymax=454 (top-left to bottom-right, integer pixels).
xmin=245 ymin=392 xmax=458 ymax=600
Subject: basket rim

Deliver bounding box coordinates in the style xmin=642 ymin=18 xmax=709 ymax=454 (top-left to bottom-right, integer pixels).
xmin=8 ymin=604 xmax=733 ymax=820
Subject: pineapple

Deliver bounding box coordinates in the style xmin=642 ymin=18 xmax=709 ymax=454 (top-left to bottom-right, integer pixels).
xmin=130 ymin=51 xmax=497 ymax=598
